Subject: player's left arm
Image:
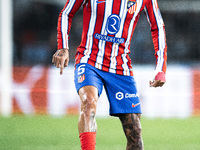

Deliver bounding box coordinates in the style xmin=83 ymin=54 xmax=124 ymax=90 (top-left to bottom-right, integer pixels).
xmin=144 ymin=0 xmax=167 ymax=87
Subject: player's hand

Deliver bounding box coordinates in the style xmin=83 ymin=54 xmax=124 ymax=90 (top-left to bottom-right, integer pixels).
xmin=52 ymin=48 xmax=69 ymax=75
xmin=149 ymin=71 xmax=166 ymax=88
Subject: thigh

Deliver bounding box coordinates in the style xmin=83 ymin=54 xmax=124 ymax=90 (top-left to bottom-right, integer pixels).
xmin=103 ymin=73 xmax=141 ymax=116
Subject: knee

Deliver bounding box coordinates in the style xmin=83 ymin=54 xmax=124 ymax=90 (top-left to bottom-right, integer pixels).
xmin=81 ymin=93 xmax=97 ymax=117
xmin=125 ymin=123 xmax=142 ymax=138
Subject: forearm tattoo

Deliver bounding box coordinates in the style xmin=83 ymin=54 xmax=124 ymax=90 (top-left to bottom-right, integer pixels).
xmin=119 ymin=114 xmax=143 ymax=150
xmin=58 ymin=49 xmax=67 ymax=57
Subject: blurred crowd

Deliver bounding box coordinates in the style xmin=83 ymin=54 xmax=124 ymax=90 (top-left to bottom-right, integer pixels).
xmin=13 ymin=1 xmax=200 ymax=66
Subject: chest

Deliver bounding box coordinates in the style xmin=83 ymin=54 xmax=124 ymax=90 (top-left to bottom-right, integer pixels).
xmin=85 ymin=0 xmax=144 ymax=19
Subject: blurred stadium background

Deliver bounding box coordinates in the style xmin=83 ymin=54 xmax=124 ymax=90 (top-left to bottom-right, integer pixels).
xmin=0 ymin=0 xmax=200 ymax=149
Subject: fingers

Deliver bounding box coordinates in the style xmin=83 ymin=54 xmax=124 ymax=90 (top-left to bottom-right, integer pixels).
xmin=60 ymin=58 xmax=65 ymax=75
xmin=149 ymin=80 xmax=165 ymax=88
xmin=52 ymin=50 xmax=62 ymax=68
xmin=52 ymin=50 xmax=59 ymax=63
xmin=52 ymin=49 xmax=69 ymax=75
xmin=59 ymin=56 xmax=69 ymax=75
xmin=64 ymin=57 xmax=69 ymax=67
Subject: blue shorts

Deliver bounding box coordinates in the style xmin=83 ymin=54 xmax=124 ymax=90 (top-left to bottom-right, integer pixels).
xmin=74 ymin=63 xmax=141 ymax=116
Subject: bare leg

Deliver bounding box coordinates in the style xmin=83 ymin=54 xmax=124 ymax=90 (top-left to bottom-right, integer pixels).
xmin=78 ymin=86 xmax=98 ymax=133
xmin=118 ymin=113 xmax=144 ymax=150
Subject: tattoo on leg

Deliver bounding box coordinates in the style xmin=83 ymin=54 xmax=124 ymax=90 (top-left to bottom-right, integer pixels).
xmin=119 ymin=114 xmax=143 ymax=150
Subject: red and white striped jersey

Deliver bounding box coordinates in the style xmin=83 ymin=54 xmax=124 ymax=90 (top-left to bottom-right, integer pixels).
xmin=57 ymin=0 xmax=167 ymax=76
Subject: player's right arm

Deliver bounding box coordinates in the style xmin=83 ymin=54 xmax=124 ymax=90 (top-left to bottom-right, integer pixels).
xmin=57 ymin=0 xmax=85 ymax=50
xmin=53 ymin=0 xmax=85 ymax=74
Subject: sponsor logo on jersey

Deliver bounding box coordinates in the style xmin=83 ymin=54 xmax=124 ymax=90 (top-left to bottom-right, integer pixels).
xmin=115 ymin=92 xmax=139 ymax=100
xmin=127 ymin=0 xmax=137 ymax=14
xmin=94 ymin=14 xmax=125 ymax=43
xmin=94 ymin=34 xmax=125 ymax=44
xmin=106 ymin=14 xmax=121 ymax=35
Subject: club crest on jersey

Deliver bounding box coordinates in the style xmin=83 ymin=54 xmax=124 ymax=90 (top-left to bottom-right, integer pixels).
xmin=127 ymin=0 xmax=137 ymax=14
